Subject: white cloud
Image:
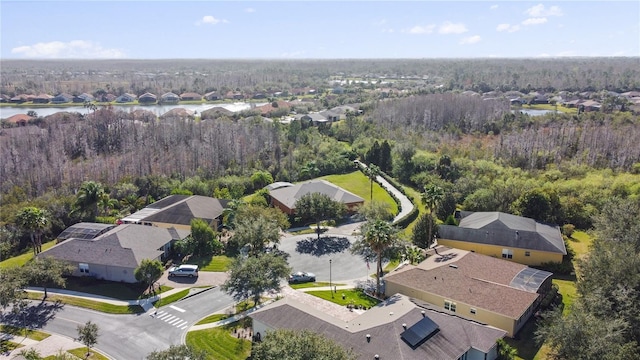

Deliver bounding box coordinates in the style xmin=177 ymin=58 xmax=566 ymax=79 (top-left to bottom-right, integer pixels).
xmin=11 ymin=40 xmax=125 ymax=59
xmin=408 ymin=25 xmax=435 ymax=34
xmin=526 ymin=4 xmax=563 ymax=17
xmin=280 ymin=50 xmax=305 ymax=58
xmin=490 ymin=5 xmax=498 ymax=10
xmin=245 ymin=8 xmax=256 ymax=13
xmin=196 ymin=15 xmax=229 ymax=26
xmin=438 ymin=22 xmax=468 ymax=34
xmin=460 ymin=35 xmax=481 ymax=45
xmin=496 ymin=23 xmax=520 ymax=33
xmin=522 ymin=17 xmax=548 ymax=26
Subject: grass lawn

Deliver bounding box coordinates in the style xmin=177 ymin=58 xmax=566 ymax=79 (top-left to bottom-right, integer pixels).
xmin=0 ymin=340 xmax=23 ymax=353
xmin=187 ymin=255 xmax=233 ymax=272
xmin=0 ymin=325 xmax=50 ymax=341
xmin=505 ymin=317 xmax=546 ymax=360
xmin=0 ymin=240 xmax=56 ymax=269
xmin=322 ymin=171 xmax=398 ymax=214
xmin=67 ymin=348 xmax=110 ymax=360
xmin=25 ymin=292 xmax=144 ymax=314
xmin=289 ymin=282 xmax=345 ymax=290
xmin=567 ymin=231 xmax=592 ymax=259
xmin=400 ymin=185 xmax=425 ymax=236
xmin=195 ymin=313 xmax=229 ymax=325
xmin=186 ymin=326 xmax=251 ymax=360
xmin=306 ymin=288 xmax=380 ymax=308
xmin=154 ymin=288 xmax=190 ymax=308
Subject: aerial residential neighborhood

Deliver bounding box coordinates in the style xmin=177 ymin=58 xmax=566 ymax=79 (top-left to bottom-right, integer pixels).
xmin=1 ymin=1 xmax=640 ymax=359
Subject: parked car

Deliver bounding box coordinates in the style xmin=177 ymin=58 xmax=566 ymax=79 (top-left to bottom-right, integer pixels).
xmin=168 ymin=264 xmax=199 ymax=278
xmin=288 ymin=271 xmax=316 ymax=284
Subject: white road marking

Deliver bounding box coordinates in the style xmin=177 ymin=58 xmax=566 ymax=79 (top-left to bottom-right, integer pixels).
xmin=163 ymin=315 xmax=177 ymax=322
xmin=170 ymin=305 xmax=186 ymax=313
xmin=174 ymin=320 xmax=187 ymax=327
xmin=158 ymin=313 xmax=172 ymax=320
xmin=168 ymin=318 xmax=182 ymax=325
xmin=181 ymin=325 xmax=188 ymax=330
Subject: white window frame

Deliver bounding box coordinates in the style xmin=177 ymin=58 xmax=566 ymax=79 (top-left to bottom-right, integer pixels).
xmin=502 ymin=249 xmax=513 ymax=259
xmin=79 ymin=263 xmax=89 ymax=274
xmin=470 ymin=308 xmax=476 ymax=315
xmin=444 ymin=300 xmax=457 ymax=312
xmin=525 ymin=251 xmax=531 ymax=257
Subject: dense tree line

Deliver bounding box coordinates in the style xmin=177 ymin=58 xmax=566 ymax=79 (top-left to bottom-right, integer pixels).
xmin=2 ymin=58 xmax=638 ymax=97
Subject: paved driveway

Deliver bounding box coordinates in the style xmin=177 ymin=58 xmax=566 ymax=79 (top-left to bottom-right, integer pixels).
xmin=278 ymin=233 xmax=371 ymax=282
xmin=157 ymin=270 xmax=228 ymax=288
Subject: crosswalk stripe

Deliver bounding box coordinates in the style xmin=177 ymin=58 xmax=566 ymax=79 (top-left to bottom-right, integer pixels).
xmin=173 ymin=320 xmax=187 ymax=327
xmin=181 ymin=325 xmax=188 ymax=330
xmin=163 ymin=315 xmax=176 ymax=322
xmin=168 ymin=318 xmax=182 ymax=325
xmin=158 ymin=314 xmax=172 ymax=320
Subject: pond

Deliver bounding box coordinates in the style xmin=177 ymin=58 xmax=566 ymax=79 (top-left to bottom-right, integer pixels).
xmin=0 ymin=102 xmax=264 ymax=119
xmin=513 ymin=109 xmax=555 ymax=116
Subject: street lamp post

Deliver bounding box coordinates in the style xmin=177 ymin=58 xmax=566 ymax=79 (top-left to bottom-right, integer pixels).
xmin=330 ymin=259 xmax=333 ymax=298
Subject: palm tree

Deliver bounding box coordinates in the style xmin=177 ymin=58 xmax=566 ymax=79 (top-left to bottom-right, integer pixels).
xmin=74 ymin=181 xmax=105 ymax=221
xmin=98 ymin=193 xmax=118 ymax=217
xmin=363 ymin=164 xmax=380 ymax=201
xmin=362 ymin=219 xmax=397 ymax=297
xmin=421 ymin=184 xmax=444 ymax=243
xmin=15 ymin=207 xmax=49 ymax=255
xmin=120 ymin=194 xmax=145 ymax=215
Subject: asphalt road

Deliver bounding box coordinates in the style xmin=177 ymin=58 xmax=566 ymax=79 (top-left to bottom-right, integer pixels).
xmin=13 ymin=288 xmax=235 ymax=359
xmin=278 ymin=234 xmax=372 ymax=282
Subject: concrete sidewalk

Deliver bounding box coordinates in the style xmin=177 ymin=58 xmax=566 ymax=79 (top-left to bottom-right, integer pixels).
xmin=0 ymin=331 xmax=105 ymax=359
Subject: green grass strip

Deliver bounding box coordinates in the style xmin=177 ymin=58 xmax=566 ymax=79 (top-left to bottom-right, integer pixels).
xmin=25 ymin=292 xmax=144 ymax=314
xmin=0 ymin=240 xmax=57 ymax=269
xmin=306 ymin=289 xmax=380 ymax=308
xmin=289 ymin=282 xmax=345 ymax=289
xmin=195 ymin=313 xmax=229 ymax=325
xmin=154 ymin=288 xmax=190 ymax=308
xmin=0 ymin=325 xmax=50 ymax=341
xmin=67 ymin=347 xmax=110 ymax=360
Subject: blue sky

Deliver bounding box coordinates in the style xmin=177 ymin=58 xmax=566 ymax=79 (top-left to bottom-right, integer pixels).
xmin=1 ymin=1 xmax=638 ymax=59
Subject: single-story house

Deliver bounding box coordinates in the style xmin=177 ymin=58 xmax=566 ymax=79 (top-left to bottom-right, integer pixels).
xmin=200 ymin=106 xmax=234 ymax=120
xmin=159 ymin=108 xmax=195 ymax=121
xmin=384 ymin=247 xmax=553 ymax=337
xmin=180 ymin=92 xmax=202 ymax=101
xmin=120 ymin=195 xmax=228 ymax=231
xmin=4 ymin=114 xmax=33 ymax=126
xmin=51 ymin=93 xmax=73 ymax=104
xmin=38 ymin=224 xmax=189 ymax=283
xmin=204 ymin=91 xmax=222 ymax=101
xmin=33 ymin=94 xmax=54 ymax=104
xmin=437 ymin=211 xmax=567 ymax=266
xmin=115 ymin=93 xmax=137 ymax=103
xmin=251 ymin=293 xmax=506 ymax=360
xmin=296 ymin=113 xmax=329 ymax=126
xmin=138 ymin=92 xmax=158 ymax=104
xmin=267 ymin=179 xmax=364 ymax=215
xmin=73 ymin=93 xmax=95 ymax=103
xmin=160 ymin=92 xmax=180 ymax=104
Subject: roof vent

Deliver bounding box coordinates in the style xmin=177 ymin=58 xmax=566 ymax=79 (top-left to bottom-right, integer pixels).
xmin=374 ymin=355 xmax=379 ymax=359
xmin=421 ymin=310 xmax=426 ymax=317
xmin=449 ymin=264 xmax=458 ymax=269
xmin=366 ymin=334 xmax=371 ymax=343
xmin=389 ymin=312 xmax=394 ymax=316
xmin=402 ymin=323 xmax=407 ymax=330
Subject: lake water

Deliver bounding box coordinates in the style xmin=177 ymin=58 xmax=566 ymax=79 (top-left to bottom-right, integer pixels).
xmin=513 ymin=109 xmax=555 ymax=116
xmin=0 ymin=102 xmax=262 ymax=119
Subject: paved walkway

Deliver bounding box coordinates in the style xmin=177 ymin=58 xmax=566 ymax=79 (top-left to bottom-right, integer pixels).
xmin=355 ymin=160 xmax=415 ymax=224
xmin=0 ymin=331 xmax=99 ymax=359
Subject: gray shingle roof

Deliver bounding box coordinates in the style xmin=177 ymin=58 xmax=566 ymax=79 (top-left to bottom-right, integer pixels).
xmin=250 ymin=294 xmax=505 ymax=360
xmin=40 ymin=224 xmax=184 ymax=268
xmin=439 ymin=212 xmax=566 ymax=254
xmin=268 ymin=179 xmax=364 ymax=210
xmin=122 ymin=195 xmax=228 ymax=226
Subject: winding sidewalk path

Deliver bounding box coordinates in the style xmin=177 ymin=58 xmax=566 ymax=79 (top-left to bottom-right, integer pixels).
xmin=355 ymin=160 xmax=415 ymax=224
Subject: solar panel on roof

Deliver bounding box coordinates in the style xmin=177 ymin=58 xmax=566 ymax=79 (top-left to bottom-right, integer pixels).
xmin=401 ymin=316 xmax=440 ymax=348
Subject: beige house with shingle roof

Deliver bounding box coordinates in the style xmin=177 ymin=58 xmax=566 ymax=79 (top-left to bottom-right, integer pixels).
xmin=384 ymin=248 xmax=552 ymax=337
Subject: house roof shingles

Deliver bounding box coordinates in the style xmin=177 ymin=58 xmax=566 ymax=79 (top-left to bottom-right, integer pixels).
xmin=251 ymin=294 xmax=505 ymax=360
xmin=268 ymin=179 xmax=364 ymax=210
xmin=385 ymin=250 xmax=545 ymax=320
xmin=40 ymin=224 xmax=181 ymax=268
xmin=439 ymin=212 xmax=566 ymax=254
xmin=121 ymin=195 xmax=228 ymax=226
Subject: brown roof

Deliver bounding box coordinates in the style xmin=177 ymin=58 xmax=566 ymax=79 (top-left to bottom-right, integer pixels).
xmin=251 ymin=294 xmax=505 ymax=360
xmin=385 ymin=250 xmax=539 ymax=319
xmin=180 ymin=92 xmax=202 ymax=100
xmin=5 ymin=114 xmax=33 ymax=123
xmin=256 ymin=101 xmax=291 ymax=115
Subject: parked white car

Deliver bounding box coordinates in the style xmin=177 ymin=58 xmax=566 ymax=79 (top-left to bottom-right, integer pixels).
xmin=168 ymin=264 xmax=199 ymax=278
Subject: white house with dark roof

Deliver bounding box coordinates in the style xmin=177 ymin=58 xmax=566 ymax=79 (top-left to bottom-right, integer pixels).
xmin=267 ymin=179 xmax=364 ymax=215
xmin=437 ymin=211 xmax=566 ymax=265
xmin=251 ymin=293 xmax=506 ymax=360
xmin=384 ymin=247 xmax=553 ymax=337
xmin=39 ymin=224 xmax=189 ymax=283
xmin=120 ymin=195 xmax=228 ymax=231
